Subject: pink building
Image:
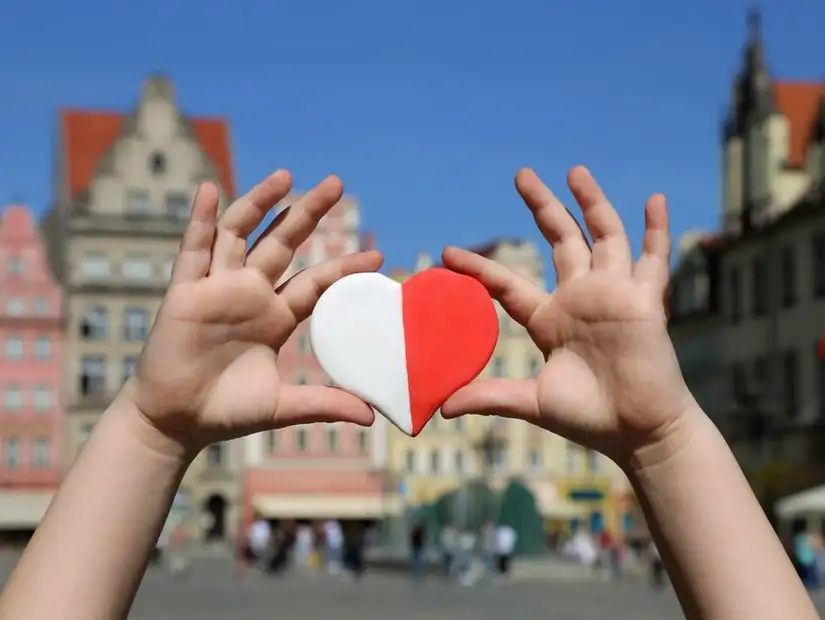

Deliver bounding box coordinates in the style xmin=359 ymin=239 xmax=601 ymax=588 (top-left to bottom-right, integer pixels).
xmin=0 ymin=204 xmax=64 ymax=538
xmin=241 ymin=198 xmax=395 ymax=532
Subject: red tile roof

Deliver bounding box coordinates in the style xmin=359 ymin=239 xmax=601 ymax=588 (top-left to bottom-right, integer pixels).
xmin=772 ymin=81 xmax=825 ymax=168
xmin=60 ymin=109 xmax=235 ymax=199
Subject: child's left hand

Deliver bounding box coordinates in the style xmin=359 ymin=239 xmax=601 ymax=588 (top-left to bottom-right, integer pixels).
xmin=120 ymin=170 xmax=381 ymax=457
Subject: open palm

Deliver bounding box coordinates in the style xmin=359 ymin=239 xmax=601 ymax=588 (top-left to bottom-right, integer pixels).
xmin=125 ymin=171 xmax=380 ymax=452
xmin=441 ymin=167 xmax=693 ymax=462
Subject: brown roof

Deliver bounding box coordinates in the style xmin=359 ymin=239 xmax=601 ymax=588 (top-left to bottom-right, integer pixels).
xmin=60 ymin=109 xmax=235 ymax=199
xmin=772 ymin=81 xmax=825 ymax=168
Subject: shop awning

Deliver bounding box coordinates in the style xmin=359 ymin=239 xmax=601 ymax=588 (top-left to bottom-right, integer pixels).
xmin=527 ymin=481 xmax=584 ymax=520
xmin=775 ymin=485 xmax=825 ymax=519
xmin=0 ymin=491 xmax=54 ymax=528
xmin=253 ymin=494 xmax=402 ymax=519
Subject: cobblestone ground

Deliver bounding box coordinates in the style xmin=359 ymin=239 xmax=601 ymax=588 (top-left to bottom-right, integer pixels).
xmin=3 ymin=556 xmax=825 ymax=619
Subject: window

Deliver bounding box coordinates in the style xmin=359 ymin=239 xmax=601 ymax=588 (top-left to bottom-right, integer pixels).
xmin=356 ymin=429 xmax=368 ymax=454
xmin=4 ymin=336 xmax=22 ymax=359
xmin=813 ymin=232 xmax=825 ymax=297
xmin=429 ymin=449 xmax=440 ymax=474
xmin=454 ymin=417 xmax=464 ymax=432
xmin=206 ymin=442 xmax=224 ymax=467
xmin=162 ymin=258 xmax=174 ymax=282
xmin=34 ymin=336 xmax=51 ymax=360
xmin=32 ymin=437 xmax=50 ymax=468
xmin=566 ymin=444 xmax=579 ymax=474
xmin=753 ymin=356 xmax=768 ymax=384
xmin=81 ymin=252 xmax=110 ymax=279
xmin=5 ymin=256 xmax=22 ymax=276
xmin=528 ymin=358 xmax=542 ymax=377
xmin=3 ymin=438 xmax=20 ymax=469
xmin=293 ymin=256 xmax=308 ymax=272
xmin=405 ymin=449 xmax=415 ymax=473
xmin=149 ymin=151 xmax=167 ymax=176
xmin=325 ymin=426 xmax=339 ymax=452
xmin=297 ymin=333 xmax=310 ymax=353
xmin=34 ymin=386 xmax=52 ymax=411
xmin=122 ymin=357 xmax=138 ymax=383
xmin=294 ymin=428 xmax=308 ymax=452
xmin=454 ymin=449 xmax=464 ymax=473
xmin=528 ymin=448 xmax=542 ymax=470
xmin=783 ymin=349 xmax=799 ymax=417
xmin=587 ymin=449 xmax=600 ymax=473
xmin=752 ymin=257 xmax=768 ymax=316
xmin=166 ymin=192 xmax=190 ymax=221
xmin=266 ymin=430 xmax=278 ymax=453
xmin=34 ymin=298 xmax=50 ymax=315
xmin=3 ymin=385 xmax=22 ymax=411
xmin=80 ymin=356 xmax=107 ymax=395
xmin=728 ymin=266 xmax=742 ymax=322
xmin=122 ymin=255 xmax=152 ymax=280
xmin=5 ymin=298 xmax=24 ymax=316
xmin=492 ymin=357 xmax=505 ymax=377
xmin=125 ymin=190 xmax=151 ymax=217
xmin=123 ymin=307 xmax=149 ymax=341
xmin=81 ymin=307 xmax=108 ymax=340
xmin=491 ymin=445 xmax=506 ymax=472
xmin=295 ymin=373 xmax=308 ymax=385
xmin=780 ymin=247 xmax=796 ymax=307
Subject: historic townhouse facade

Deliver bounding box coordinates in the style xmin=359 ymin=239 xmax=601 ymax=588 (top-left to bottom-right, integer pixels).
xmin=0 ymin=204 xmax=64 ymax=538
xmin=669 ymin=11 xmax=825 ymax=504
xmin=41 ymin=75 xmax=243 ymax=541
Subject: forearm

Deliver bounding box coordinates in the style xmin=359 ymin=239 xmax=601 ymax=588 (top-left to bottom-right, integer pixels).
xmin=0 ymin=398 xmax=190 ymax=620
xmin=626 ymin=407 xmax=818 ymax=620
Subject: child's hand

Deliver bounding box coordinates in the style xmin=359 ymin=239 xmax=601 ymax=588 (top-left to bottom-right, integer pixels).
xmin=441 ymin=167 xmax=695 ymax=467
xmin=120 ymin=171 xmax=381 ymax=456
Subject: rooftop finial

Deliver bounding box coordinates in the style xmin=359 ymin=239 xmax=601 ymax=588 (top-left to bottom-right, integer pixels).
xmin=747 ymin=6 xmax=762 ymax=41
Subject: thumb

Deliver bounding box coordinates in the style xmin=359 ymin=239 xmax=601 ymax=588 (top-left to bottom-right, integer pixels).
xmin=441 ymin=379 xmax=541 ymax=423
xmin=275 ymin=385 xmax=376 ymax=428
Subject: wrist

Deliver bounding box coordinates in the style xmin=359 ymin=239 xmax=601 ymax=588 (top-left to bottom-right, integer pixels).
xmin=106 ymin=390 xmax=198 ymax=466
xmin=620 ymin=399 xmax=710 ymax=476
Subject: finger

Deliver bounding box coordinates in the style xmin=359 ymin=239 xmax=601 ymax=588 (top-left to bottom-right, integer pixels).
xmin=441 ymin=247 xmax=544 ymax=326
xmin=275 ymin=385 xmax=375 ymax=427
xmin=277 ymin=251 xmax=384 ymax=323
xmin=515 ymin=168 xmax=591 ymax=282
xmin=567 ymin=166 xmax=632 ymax=274
xmin=210 ymin=170 xmax=293 ymax=273
xmin=170 ymin=183 xmax=220 ymax=285
xmin=441 ymin=379 xmax=541 ymax=423
xmin=633 ymin=193 xmax=671 ymax=291
xmin=246 ymin=176 xmax=344 ymax=283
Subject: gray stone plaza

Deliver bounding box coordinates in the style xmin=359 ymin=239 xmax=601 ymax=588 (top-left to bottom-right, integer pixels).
xmin=128 ymin=558 xmax=825 ymax=620
xmin=2 ymin=554 xmax=825 ymax=619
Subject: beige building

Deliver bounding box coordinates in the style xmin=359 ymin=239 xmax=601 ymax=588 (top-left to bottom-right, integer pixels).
xmin=41 ymin=75 xmax=244 ymax=541
xmin=386 ymin=240 xmax=630 ymax=532
xmin=669 ymin=11 xmax=825 ymax=505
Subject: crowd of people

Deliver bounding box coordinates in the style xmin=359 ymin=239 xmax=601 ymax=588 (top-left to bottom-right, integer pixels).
xmin=239 ymin=514 xmax=374 ymax=580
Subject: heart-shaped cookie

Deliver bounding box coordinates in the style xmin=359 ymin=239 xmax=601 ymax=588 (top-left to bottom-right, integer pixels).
xmin=310 ymin=267 xmax=499 ymax=436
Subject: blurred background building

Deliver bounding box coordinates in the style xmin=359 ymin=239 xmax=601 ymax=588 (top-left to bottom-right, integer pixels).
xmin=0 ymin=205 xmax=64 ymax=543
xmin=668 ymin=10 xmax=825 ymax=527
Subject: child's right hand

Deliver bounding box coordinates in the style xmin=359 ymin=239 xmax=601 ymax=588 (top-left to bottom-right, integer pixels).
xmin=441 ymin=167 xmax=698 ymax=469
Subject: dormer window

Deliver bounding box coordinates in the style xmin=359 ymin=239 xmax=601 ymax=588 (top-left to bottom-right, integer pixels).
xmin=149 ymin=151 xmax=167 ymax=176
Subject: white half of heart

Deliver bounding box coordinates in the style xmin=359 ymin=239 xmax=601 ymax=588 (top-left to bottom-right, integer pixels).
xmin=310 ymin=272 xmax=435 ymax=437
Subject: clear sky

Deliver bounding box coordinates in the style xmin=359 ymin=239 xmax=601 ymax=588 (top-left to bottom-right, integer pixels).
xmin=1 ymin=0 xmax=824 ymax=278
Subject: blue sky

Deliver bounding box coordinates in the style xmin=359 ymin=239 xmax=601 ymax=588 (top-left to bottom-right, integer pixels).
xmin=1 ymin=0 xmax=824 ymax=279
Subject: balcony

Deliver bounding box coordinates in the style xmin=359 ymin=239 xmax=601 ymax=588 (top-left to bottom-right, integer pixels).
xmin=68 ymin=390 xmax=116 ymax=412
xmin=68 ymin=280 xmax=169 ymax=296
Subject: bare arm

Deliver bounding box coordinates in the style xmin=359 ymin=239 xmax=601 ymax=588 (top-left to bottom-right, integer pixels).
xmin=627 ymin=404 xmax=818 ymax=620
xmin=0 ymin=398 xmax=191 ymax=620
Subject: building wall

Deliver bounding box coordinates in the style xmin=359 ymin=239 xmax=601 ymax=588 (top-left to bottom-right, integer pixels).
xmin=47 ymin=75 xmax=242 ymax=540
xmin=0 ymin=204 xmax=64 ymax=529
